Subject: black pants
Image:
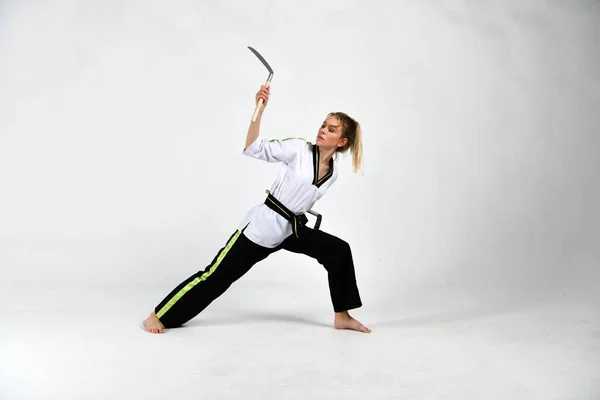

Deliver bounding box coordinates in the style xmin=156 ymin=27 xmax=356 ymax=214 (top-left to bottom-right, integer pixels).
xmin=154 ymin=224 xmax=363 ymax=328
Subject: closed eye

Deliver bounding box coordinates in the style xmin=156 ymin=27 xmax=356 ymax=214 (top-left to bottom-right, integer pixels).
xmin=321 ymin=122 xmax=339 ymax=132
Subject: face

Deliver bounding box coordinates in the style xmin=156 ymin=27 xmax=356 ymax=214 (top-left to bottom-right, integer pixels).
xmin=316 ymin=116 xmax=348 ymax=149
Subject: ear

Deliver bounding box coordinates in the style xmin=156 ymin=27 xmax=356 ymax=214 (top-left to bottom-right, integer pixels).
xmin=338 ymin=137 xmax=348 ymax=148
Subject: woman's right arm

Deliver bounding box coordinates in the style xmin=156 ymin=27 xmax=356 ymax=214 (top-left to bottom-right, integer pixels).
xmin=242 ymin=85 xmax=305 ymax=164
xmin=244 ymin=84 xmax=270 ymax=150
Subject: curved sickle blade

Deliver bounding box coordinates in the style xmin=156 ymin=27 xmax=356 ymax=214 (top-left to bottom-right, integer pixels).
xmin=248 ymin=46 xmax=274 ymax=77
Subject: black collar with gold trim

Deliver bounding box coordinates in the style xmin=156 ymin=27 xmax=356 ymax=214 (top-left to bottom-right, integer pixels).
xmin=312 ymin=144 xmax=334 ymax=187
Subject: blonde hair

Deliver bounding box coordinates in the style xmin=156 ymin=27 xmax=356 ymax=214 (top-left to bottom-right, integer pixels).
xmin=328 ymin=112 xmax=363 ymax=174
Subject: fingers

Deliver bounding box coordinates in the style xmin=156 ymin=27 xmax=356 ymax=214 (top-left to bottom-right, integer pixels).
xmin=256 ymin=84 xmax=270 ymax=104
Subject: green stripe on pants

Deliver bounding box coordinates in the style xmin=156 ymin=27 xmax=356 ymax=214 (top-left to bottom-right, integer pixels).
xmin=155 ymin=228 xmax=244 ymax=319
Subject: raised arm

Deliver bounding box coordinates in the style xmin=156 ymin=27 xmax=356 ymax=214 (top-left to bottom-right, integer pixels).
xmin=244 ymin=84 xmax=270 ymax=150
xmin=242 ymin=84 xmax=306 ymax=164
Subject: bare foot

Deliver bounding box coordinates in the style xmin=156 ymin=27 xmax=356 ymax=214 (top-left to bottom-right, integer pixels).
xmin=143 ymin=311 xmax=165 ymax=334
xmin=334 ymin=311 xmax=371 ymax=333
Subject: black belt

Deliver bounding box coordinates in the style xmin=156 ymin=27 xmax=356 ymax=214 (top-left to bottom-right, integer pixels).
xmin=264 ymin=192 xmax=321 ymax=238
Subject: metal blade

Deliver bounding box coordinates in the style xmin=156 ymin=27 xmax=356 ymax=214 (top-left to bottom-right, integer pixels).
xmin=248 ymin=46 xmax=274 ymax=75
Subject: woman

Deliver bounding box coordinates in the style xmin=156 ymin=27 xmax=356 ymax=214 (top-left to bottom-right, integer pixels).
xmin=143 ymin=84 xmax=370 ymax=334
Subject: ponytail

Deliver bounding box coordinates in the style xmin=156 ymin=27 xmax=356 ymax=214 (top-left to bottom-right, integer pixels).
xmin=328 ymin=112 xmax=364 ymax=175
xmin=350 ymin=121 xmax=363 ymax=174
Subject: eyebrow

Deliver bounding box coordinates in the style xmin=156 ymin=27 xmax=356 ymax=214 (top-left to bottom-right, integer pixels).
xmin=323 ymin=122 xmax=340 ymax=129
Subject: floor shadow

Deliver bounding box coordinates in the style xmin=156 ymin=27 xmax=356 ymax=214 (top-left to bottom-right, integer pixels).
xmin=369 ymin=294 xmax=557 ymax=328
xmin=182 ymin=311 xmax=331 ymax=329
xmin=370 ymin=307 xmax=511 ymax=328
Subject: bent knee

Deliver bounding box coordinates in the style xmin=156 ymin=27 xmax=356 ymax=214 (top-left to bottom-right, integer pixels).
xmin=330 ymin=236 xmax=351 ymax=255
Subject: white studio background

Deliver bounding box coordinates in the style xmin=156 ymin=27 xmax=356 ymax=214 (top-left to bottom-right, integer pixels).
xmin=1 ymin=0 xmax=598 ymax=299
xmin=1 ymin=0 xmax=599 ymax=398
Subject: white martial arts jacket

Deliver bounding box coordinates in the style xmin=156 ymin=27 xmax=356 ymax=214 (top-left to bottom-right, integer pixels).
xmin=238 ymin=135 xmax=339 ymax=248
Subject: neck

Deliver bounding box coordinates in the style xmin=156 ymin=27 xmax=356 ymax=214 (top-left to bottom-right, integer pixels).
xmin=318 ymin=146 xmax=336 ymax=165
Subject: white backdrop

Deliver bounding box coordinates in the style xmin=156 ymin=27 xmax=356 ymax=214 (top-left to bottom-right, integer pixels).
xmin=1 ymin=0 xmax=599 ymax=311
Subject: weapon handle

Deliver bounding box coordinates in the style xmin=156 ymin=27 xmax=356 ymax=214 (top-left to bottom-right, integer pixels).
xmin=251 ymin=79 xmax=271 ymax=123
